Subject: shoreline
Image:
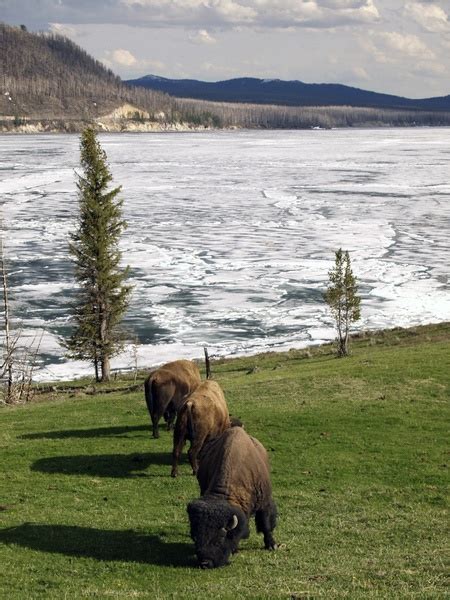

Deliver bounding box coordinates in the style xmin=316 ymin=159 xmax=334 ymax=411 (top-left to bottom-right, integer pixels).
xmin=2 ymin=120 xmax=450 ymax=135
xmin=27 ymin=321 xmax=450 ymax=386
xmin=0 ymin=120 xmax=218 ymax=134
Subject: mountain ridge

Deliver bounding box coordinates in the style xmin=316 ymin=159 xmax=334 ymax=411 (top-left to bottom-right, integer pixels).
xmin=126 ymin=74 xmax=450 ymax=111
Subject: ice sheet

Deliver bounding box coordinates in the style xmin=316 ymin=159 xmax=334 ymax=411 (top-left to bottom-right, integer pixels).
xmin=0 ymin=129 xmax=449 ymax=381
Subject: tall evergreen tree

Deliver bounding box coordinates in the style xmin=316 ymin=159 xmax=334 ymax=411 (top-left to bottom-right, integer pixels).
xmin=66 ymin=128 xmax=131 ymax=382
xmin=324 ymin=249 xmax=361 ymax=357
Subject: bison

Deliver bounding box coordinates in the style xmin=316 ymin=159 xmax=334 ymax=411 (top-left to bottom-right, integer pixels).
xmin=144 ymin=359 xmax=201 ymax=439
xmin=187 ymin=426 xmax=277 ymax=569
xmin=171 ymin=380 xmax=230 ymax=478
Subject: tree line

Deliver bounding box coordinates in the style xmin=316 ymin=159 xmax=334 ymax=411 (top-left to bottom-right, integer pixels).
xmin=175 ymin=98 xmax=450 ymax=129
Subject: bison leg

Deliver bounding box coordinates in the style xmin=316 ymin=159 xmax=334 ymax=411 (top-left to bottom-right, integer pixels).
xmin=144 ymin=382 xmax=158 ymax=438
xmin=187 ymin=437 xmax=205 ymax=476
xmin=171 ymin=420 xmax=188 ymax=478
xmin=151 ymin=412 xmax=162 ymax=439
xmin=171 ymin=440 xmax=186 ymax=478
xmin=255 ymin=500 xmax=277 ymax=550
xmin=164 ymin=407 xmax=176 ymax=431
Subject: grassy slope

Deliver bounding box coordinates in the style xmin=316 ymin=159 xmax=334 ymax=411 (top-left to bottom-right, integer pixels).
xmin=0 ymin=324 xmax=449 ymax=599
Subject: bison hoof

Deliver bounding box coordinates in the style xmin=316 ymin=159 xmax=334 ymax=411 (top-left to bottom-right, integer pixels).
xmin=266 ymin=542 xmax=277 ymax=551
xmin=171 ymin=471 xmax=178 ymax=478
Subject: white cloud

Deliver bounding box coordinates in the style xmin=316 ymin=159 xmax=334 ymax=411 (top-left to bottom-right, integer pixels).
xmin=359 ymin=36 xmax=392 ymax=63
xmin=119 ymin=0 xmax=257 ymax=24
xmin=316 ymin=0 xmax=380 ymax=23
xmin=404 ymin=2 xmax=449 ymax=33
xmin=358 ymin=29 xmax=446 ymax=91
xmin=188 ymin=29 xmax=217 ymax=44
xmin=213 ymin=0 xmax=257 ymax=22
xmin=318 ymin=0 xmax=372 ymax=7
xmin=229 ymin=0 xmax=380 ymax=28
xmin=49 ymin=23 xmax=78 ymax=38
xmin=200 ymin=61 xmax=242 ymax=77
xmin=103 ymin=49 xmax=165 ymax=73
xmin=351 ymin=65 xmax=370 ymax=80
xmin=359 ymin=30 xmax=443 ymax=81
xmin=413 ymin=61 xmax=447 ymax=77
xmin=4 ymin=0 xmax=380 ymax=30
xmin=326 ymin=61 xmax=370 ymax=84
xmin=378 ymin=32 xmax=435 ymax=60
xmin=109 ymin=48 xmax=137 ymax=67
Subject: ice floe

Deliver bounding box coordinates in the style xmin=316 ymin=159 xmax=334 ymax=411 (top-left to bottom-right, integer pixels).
xmin=0 ymin=128 xmax=449 ymax=381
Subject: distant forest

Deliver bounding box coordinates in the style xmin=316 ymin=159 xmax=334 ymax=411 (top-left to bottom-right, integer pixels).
xmin=1 ymin=22 xmax=450 ymax=130
xmin=176 ymin=98 xmax=450 ymax=129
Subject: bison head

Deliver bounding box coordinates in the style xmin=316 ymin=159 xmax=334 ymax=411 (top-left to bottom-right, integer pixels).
xmin=187 ymin=498 xmax=249 ymax=568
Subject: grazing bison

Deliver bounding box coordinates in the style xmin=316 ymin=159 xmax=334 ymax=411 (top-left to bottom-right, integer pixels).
xmin=187 ymin=426 xmax=277 ymax=569
xmin=171 ymin=380 xmax=230 ymax=478
xmin=144 ymin=360 xmax=201 ymax=438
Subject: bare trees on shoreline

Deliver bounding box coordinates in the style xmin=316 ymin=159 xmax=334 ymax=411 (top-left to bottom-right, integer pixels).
xmin=176 ymin=97 xmax=450 ymax=129
xmin=0 ymin=231 xmax=43 ymax=404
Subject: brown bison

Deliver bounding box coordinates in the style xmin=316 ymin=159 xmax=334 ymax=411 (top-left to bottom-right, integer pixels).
xmin=171 ymin=380 xmax=230 ymax=478
xmin=144 ymin=359 xmax=201 ymax=438
xmin=187 ymin=426 xmax=277 ymax=569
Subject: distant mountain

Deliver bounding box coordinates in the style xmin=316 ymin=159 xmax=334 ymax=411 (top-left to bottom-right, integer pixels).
xmin=126 ymin=75 xmax=450 ymax=111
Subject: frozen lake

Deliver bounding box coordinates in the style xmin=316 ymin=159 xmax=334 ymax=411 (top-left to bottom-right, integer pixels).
xmin=0 ymin=129 xmax=449 ymax=381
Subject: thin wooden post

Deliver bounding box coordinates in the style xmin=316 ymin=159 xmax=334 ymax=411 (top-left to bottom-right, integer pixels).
xmin=204 ymin=347 xmax=211 ymax=379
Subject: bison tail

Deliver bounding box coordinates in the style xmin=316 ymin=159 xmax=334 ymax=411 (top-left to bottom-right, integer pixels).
xmin=144 ymin=376 xmax=154 ymax=415
xmin=186 ymin=401 xmax=195 ymax=441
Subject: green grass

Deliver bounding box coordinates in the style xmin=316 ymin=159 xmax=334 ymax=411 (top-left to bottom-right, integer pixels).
xmin=1 ymin=323 xmax=449 ymax=599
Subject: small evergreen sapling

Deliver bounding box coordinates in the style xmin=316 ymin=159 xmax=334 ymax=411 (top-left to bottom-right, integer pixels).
xmin=324 ymin=249 xmax=361 ymax=357
xmin=65 ymin=128 xmax=131 ymax=382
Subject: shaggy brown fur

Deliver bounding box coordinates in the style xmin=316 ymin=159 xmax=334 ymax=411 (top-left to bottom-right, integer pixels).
xmin=144 ymin=359 xmax=201 ymax=438
xmin=187 ymin=427 xmax=277 ymax=568
xmin=171 ymin=380 xmax=230 ymax=478
xmin=197 ymin=427 xmax=273 ymax=518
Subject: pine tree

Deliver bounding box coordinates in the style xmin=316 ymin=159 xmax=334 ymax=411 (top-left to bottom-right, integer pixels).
xmin=66 ymin=128 xmax=131 ymax=382
xmin=324 ymin=249 xmax=361 ymax=357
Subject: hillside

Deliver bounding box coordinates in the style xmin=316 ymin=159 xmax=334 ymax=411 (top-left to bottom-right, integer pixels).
xmin=0 ymin=323 xmax=449 ymax=597
xmin=127 ymin=74 xmax=450 ymax=111
xmin=0 ymin=23 xmax=178 ymax=125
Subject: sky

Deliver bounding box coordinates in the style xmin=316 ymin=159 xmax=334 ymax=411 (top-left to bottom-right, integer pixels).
xmin=1 ymin=0 xmax=449 ymax=98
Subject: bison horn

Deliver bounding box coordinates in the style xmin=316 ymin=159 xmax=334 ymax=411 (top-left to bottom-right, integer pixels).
xmin=228 ymin=514 xmax=239 ymax=530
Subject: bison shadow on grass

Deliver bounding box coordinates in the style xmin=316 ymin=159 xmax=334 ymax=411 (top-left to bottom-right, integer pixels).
xmin=31 ymin=452 xmax=180 ymax=478
xmin=19 ymin=424 xmax=151 ymax=440
xmin=0 ymin=523 xmax=194 ymax=567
